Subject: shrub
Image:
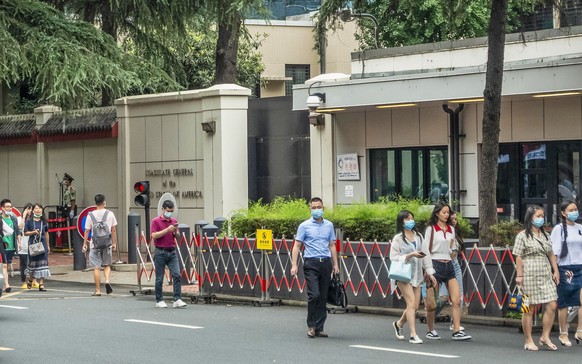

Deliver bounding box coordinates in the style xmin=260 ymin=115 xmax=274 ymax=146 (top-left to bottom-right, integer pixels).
xmin=487 ymin=220 xmax=525 ymax=246
xmin=228 ymin=197 xmax=473 ymax=241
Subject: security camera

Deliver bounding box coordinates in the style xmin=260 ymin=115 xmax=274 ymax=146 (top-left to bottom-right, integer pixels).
xmin=306 ymin=95 xmax=323 ymax=110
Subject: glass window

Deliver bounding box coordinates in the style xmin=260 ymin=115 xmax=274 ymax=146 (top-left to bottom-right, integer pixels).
xmin=369 ymin=149 xmax=396 ymax=201
xmin=400 ymin=150 xmax=424 ymax=199
xmin=428 ymin=149 xmax=448 ymax=203
xmin=285 ymin=64 xmax=310 ymax=96
xmin=369 ymin=147 xmax=447 ymax=202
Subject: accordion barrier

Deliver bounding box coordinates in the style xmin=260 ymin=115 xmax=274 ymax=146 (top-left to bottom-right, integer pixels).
xmin=131 ymin=231 xmax=539 ymax=318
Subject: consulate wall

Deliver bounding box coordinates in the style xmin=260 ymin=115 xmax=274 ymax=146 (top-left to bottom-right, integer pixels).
xmin=0 ymin=84 xmax=251 ymax=251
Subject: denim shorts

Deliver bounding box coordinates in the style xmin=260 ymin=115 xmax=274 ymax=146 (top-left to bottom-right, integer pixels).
xmin=432 ymin=260 xmax=456 ymax=285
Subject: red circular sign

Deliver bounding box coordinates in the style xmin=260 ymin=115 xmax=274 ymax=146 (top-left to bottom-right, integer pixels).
xmin=76 ymin=205 xmax=97 ymax=238
xmin=11 ymin=207 xmax=21 ymax=217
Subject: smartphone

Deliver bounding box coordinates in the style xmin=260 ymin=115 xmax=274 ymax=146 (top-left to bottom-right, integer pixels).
xmin=417 ymin=251 xmax=426 ymax=257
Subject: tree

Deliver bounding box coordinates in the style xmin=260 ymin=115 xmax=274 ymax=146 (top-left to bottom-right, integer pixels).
xmin=51 ymin=0 xmax=204 ymax=105
xmin=0 ymin=0 xmax=178 ymax=110
xmin=478 ymin=0 xmax=510 ymax=245
xmin=205 ymin=0 xmax=268 ymax=85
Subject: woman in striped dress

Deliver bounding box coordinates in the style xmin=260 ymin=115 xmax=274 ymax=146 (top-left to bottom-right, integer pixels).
xmin=514 ymin=205 xmax=559 ymax=351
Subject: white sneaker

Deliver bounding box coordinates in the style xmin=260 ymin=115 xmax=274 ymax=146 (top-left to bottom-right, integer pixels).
xmin=409 ymin=335 xmax=423 ymax=344
xmin=426 ymin=330 xmax=441 ymax=340
xmin=452 ymin=330 xmax=472 ymax=341
xmin=173 ymin=299 xmax=187 ymax=308
xmin=155 ymin=301 xmax=168 ymax=308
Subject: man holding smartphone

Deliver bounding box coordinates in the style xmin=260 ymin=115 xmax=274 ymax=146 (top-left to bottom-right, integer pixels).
xmin=151 ymin=200 xmax=186 ymax=308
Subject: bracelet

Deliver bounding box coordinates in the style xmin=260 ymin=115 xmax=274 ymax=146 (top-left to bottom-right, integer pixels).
xmin=517 ymin=275 xmax=523 ymax=277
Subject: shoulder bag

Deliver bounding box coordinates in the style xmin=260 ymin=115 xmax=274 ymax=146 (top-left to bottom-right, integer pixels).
xmin=28 ymin=222 xmax=46 ymax=257
xmin=388 ymin=258 xmax=412 ymax=283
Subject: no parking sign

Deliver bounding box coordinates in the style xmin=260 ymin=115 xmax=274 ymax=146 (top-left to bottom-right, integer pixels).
xmin=76 ymin=205 xmax=97 ymax=238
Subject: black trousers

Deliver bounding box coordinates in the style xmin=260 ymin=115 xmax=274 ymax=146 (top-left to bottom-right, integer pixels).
xmin=304 ymin=258 xmax=332 ymax=330
xmin=19 ymin=254 xmax=29 ymax=282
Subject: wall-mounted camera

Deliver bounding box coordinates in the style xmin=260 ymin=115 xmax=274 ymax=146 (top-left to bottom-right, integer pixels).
xmin=306 ymin=94 xmax=324 ymax=111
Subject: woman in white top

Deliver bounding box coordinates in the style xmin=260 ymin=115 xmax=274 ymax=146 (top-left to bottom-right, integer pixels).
xmin=423 ymin=202 xmax=471 ymax=341
xmin=550 ymin=200 xmax=582 ymax=346
xmin=390 ymin=210 xmax=436 ymax=344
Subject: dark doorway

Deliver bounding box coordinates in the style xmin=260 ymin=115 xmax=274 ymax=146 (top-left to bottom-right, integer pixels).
xmin=248 ymin=96 xmax=311 ymax=202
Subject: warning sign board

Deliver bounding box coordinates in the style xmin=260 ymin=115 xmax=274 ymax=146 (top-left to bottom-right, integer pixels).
xmin=256 ymin=229 xmax=273 ymax=250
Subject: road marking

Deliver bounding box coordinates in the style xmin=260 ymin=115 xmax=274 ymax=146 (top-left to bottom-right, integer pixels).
xmin=350 ymin=345 xmax=460 ymax=358
xmin=0 ymin=347 xmax=15 ymax=351
xmin=0 ymin=304 xmax=29 ymax=310
xmin=124 ymin=319 xmax=203 ymax=330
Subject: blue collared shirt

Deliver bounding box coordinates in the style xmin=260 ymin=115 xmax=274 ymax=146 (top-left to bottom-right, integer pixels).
xmin=296 ymin=217 xmax=336 ymax=258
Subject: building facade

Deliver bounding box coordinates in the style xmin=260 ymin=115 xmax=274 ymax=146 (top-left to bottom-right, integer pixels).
xmin=293 ymin=26 xmax=582 ymax=225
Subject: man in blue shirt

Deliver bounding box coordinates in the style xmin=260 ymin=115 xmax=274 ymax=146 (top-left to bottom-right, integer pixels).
xmin=291 ymin=197 xmax=340 ymax=338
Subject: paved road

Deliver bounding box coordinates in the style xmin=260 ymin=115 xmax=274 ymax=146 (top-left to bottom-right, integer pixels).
xmin=1 ymin=281 xmax=580 ymax=363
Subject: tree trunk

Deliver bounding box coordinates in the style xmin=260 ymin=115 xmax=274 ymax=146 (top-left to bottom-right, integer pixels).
xmin=100 ymin=0 xmax=117 ymax=106
xmin=479 ymin=0 xmax=509 ymax=246
xmin=215 ymin=9 xmax=241 ymax=85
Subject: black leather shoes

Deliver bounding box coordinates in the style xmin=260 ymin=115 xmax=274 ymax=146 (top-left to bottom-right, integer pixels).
xmin=315 ymin=330 xmax=328 ymax=338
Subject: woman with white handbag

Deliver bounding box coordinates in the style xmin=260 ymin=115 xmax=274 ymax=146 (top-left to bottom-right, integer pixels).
xmin=23 ymin=203 xmax=51 ymax=291
xmin=389 ymin=210 xmax=435 ymax=344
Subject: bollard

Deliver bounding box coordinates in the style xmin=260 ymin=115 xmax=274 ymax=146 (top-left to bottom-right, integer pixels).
xmin=177 ymin=224 xmax=191 ymax=273
xmin=127 ymin=213 xmax=141 ymax=264
xmin=72 ymin=217 xmax=86 ymax=270
xmin=213 ymin=217 xmax=227 ymax=235
xmin=201 ymin=224 xmax=219 ymax=238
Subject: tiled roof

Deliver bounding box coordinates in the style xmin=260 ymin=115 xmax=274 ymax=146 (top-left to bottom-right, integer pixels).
xmin=38 ymin=107 xmax=117 ymax=136
xmin=0 ymin=114 xmax=36 ymax=139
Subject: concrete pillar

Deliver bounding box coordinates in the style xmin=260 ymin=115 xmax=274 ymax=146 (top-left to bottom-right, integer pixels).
xmin=34 ymin=105 xmax=61 ymax=203
xmin=310 ymin=113 xmax=335 ymax=206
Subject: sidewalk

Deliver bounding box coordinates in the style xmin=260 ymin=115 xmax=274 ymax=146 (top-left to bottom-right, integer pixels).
xmin=5 ymin=251 xmax=199 ymax=295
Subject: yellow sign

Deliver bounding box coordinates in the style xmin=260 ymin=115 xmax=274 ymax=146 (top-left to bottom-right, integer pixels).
xmin=256 ymin=229 xmax=273 ymax=250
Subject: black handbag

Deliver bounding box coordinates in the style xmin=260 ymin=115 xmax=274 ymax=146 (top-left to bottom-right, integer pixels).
xmin=327 ymin=273 xmax=348 ymax=308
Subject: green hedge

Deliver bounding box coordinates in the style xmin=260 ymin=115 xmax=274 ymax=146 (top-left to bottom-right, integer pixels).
xmin=228 ymin=197 xmax=473 ymax=241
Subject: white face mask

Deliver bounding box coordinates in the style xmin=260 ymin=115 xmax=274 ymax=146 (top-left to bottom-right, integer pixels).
xmin=164 ymin=211 xmax=173 ymax=219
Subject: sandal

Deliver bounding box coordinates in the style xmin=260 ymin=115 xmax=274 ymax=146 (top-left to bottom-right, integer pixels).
xmin=38 ymin=284 xmax=47 ymax=292
xmin=538 ymin=338 xmax=557 ymax=351
xmin=524 ymin=343 xmax=538 ymax=351
xmin=559 ymin=332 xmax=572 ymax=347
xmin=575 ymin=330 xmax=582 ymax=345
xmin=105 ymin=283 xmax=113 ymax=295
xmin=26 ymin=279 xmax=32 ymax=289
xmin=4 ymin=287 xmax=12 ymax=293
xmin=92 ymin=292 xmax=101 ymax=296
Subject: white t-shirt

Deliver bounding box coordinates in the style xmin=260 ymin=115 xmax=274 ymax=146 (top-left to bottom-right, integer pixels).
xmin=84 ymin=209 xmax=117 ymax=247
xmin=18 ymin=216 xmax=29 ymax=254
xmin=550 ymin=222 xmax=582 ymax=265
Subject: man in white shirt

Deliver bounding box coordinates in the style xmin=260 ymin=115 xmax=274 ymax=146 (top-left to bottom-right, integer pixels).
xmin=82 ymin=194 xmax=117 ymax=296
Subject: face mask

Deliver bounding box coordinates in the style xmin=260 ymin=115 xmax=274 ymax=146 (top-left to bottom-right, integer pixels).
xmin=311 ymin=208 xmax=324 ymax=219
xmin=163 ymin=212 xmax=173 ymax=219
xmin=34 ymin=214 xmax=43 ymax=218
xmin=532 ymin=217 xmax=545 ymax=228
xmin=404 ymin=220 xmax=415 ymax=230
xmin=4 ymin=210 xmax=12 ymax=216
xmin=567 ymin=211 xmax=579 ymax=222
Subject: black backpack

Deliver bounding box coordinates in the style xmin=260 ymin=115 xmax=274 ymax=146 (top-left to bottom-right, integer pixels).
xmin=89 ymin=210 xmax=112 ymax=250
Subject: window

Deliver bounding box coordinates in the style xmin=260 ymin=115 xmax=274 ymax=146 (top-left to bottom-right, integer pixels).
xmin=285 ymin=64 xmax=310 ymax=96
xmin=369 ymin=147 xmax=448 ymax=202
